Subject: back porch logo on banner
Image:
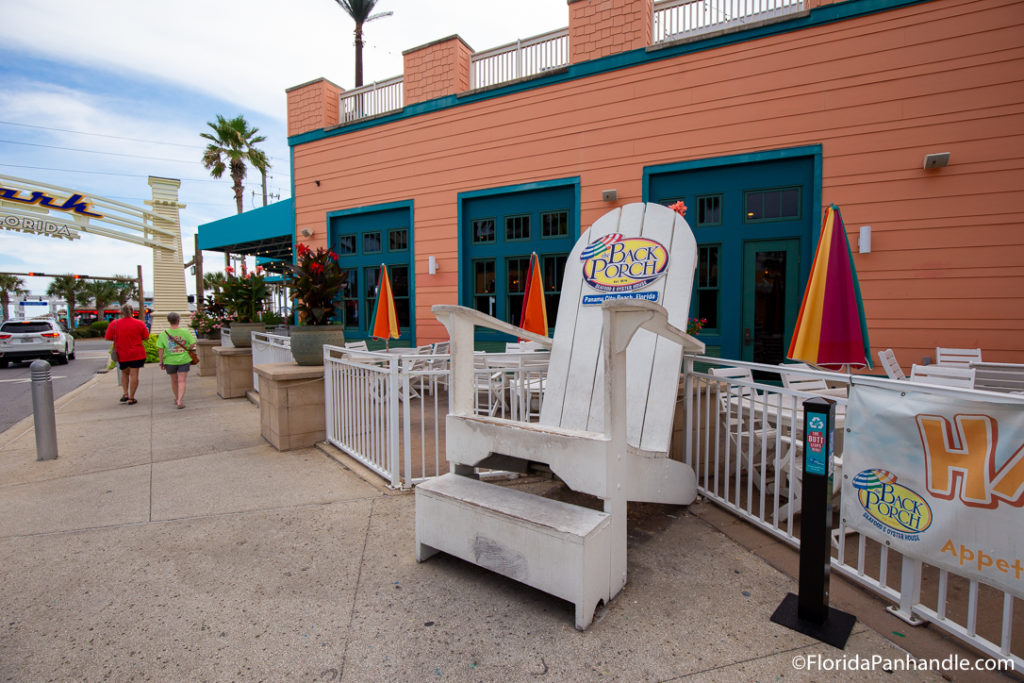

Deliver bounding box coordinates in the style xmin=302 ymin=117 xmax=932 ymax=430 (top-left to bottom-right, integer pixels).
xmin=842 ymin=385 xmax=1024 ymax=598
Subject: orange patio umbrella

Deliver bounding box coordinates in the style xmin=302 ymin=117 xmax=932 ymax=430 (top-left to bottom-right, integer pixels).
xmin=371 ymin=264 xmax=400 ymax=350
xmin=519 ymin=252 xmax=548 ymax=339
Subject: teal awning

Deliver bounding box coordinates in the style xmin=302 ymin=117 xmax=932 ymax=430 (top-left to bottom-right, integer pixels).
xmin=197 ymin=199 xmax=294 ymax=262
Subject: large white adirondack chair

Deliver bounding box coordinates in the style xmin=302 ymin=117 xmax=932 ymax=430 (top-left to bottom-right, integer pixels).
xmin=415 ymin=203 xmax=704 ymax=629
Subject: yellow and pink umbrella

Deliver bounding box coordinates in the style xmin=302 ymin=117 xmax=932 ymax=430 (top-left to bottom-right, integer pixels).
xmin=788 ymin=204 xmax=871 ymax=370
xmin=371 ymin=264 xmax=400 ymax=350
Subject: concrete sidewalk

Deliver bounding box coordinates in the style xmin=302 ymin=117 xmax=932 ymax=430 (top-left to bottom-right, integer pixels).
xmin=0 ymin=366 xmax=976 ymax=681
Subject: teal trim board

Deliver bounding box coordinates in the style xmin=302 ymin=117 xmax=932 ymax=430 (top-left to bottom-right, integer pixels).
xmin=289 ymin=0 xmax=931 ymax=148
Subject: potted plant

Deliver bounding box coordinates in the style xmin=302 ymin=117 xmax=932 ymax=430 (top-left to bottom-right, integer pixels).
xmin=222 ymin=266 xmax=269 ymax=347
xmin=286 ymin=244 xmax=348 ymax=365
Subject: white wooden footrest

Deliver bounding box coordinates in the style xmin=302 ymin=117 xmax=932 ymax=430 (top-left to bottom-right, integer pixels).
xmin=415 ymin=473 xmax=613 ymax=629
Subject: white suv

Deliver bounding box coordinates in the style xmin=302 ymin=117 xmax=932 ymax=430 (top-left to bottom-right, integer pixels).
xmin=0 ymin=318 xmax=76 ymax=367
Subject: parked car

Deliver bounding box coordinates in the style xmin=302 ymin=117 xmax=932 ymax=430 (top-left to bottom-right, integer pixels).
xmin=0 ymin=318 xmax=76 ymax=367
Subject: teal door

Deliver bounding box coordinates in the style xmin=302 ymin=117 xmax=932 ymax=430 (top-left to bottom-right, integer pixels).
xmin=647 ymin=153 xmax=816 ymax=360
xmin=742 ymin=239 xmax=800 ymax=364
xmin=461 ymin=183 xmax=577 ymax=342
xmin=328 ymin=204 xmax=413 ymax=342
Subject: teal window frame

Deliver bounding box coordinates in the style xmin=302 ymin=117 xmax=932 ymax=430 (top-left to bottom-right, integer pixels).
xmin=743 ymin=186 xmax=802 ymax=224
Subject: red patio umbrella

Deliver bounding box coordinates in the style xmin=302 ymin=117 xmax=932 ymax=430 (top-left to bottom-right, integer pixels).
xmin=787 ymin=204 xmax=871 ymax=370
xmin=371 ymin=264 xmax=400 ymax=350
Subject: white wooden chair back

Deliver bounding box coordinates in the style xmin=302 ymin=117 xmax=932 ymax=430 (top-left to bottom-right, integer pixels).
xmin=779 ymin=362 xmax=830 ymax=393
xmin=344 ymin=340 xmax=368 ymax=351
xmin=708 ymin=366 xmax=756 ymax=398
xmin=505 ymin=341 xmax=544 ymax=353
xmin=910 ymin=364 xmax=976 ymax=389
xmin=878 ymin=348 xmax=906 ymax=380
xmin=540 ymin=203 xmax=698 ymax=455
xmin=935 ymin=347 xmax=982 ymax=368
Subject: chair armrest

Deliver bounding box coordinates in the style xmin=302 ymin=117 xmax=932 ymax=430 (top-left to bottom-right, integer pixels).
xmin=600 ymin=299 xmax=705 ymax=354
xmin=432 ymin=305 xmax=551 ymax=348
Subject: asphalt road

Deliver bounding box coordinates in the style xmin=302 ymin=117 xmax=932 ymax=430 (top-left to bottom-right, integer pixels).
xmin=0 ymin=338 xmax=113 ymax=435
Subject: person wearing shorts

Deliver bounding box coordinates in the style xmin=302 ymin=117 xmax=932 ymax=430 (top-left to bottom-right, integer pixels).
xmin=104 ymin=304 xmax=150 ymax=405
xmin=156 ymin=312 xmax=197 ymax=409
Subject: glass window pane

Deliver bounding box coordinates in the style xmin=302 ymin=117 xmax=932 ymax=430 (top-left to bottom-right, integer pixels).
xmin=744 ymin=188 xmax=800 ymax=222
xmin=389 ymin=229 xmax=408 ymax=251
xmin=473 ymin=219 xmax=495 ymax=243
xmin=763 ymin=191 xmax=781 ymax=220
xmin=541 ymin=211 xmax=568 ymax=238
xmin=507 ymin=257 xmax=529 ymax=294
xmin=695 ymin=245 xmax=719 ymax=330
xmin=336 ymin=235 xmax=356 ymax=255
xmin=746 ymin=192 xmax=762 ymax=221
xmin=697 ymin=195 xmax=721 ymax=226
xmin=505 ymin=215 xmax=530 ymax=241
xmin=474 ymin=260 xmax=495 ymax=294
xmin=780 ymin=188 xmax=799 ymax=218
xmin=390 ymin=265 xmax=409 ymax=296
xmin=365 ymin=266 xmax=380 ymax=323
xmin=363 ymin=232 xmax=381 ymax=253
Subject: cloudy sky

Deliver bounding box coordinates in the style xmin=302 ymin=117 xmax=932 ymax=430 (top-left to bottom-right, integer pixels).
xmin=0 ymin=0 xmax=569 ymax=301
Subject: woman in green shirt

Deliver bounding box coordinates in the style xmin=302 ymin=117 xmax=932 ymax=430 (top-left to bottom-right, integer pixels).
xmin=156 ymin=311 xmax=197 ymax=409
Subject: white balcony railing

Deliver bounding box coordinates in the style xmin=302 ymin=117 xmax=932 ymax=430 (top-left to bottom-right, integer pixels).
xmin=653 ymin=0 xmax=805 ymax=43
xmin=339 ymin=75 xmax=404 ymax=124
xmin=470 ymin=28 xmax=570 ymax=90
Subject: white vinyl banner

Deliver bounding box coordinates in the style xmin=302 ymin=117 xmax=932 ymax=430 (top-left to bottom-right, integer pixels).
xmin=842 ymin=384 xmax=1024 ymax=598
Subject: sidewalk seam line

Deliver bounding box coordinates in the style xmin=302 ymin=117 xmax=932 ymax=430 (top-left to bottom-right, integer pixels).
xmin=339 ymin=495 xmax=376 ymax=681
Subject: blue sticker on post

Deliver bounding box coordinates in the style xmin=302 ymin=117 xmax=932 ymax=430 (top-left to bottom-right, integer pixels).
xmin=804 ymin=414 xmax=829 ymax=476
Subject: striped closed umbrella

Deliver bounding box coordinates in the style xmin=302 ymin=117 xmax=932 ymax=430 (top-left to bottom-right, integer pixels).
xmin=787 ymin=204 xmax=871 ymax=370
xmin=371 ymin=264 xmax=400 ymax=350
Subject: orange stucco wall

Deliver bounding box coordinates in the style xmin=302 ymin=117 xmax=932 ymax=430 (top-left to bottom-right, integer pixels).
xmin=291 ymin=0 xmax=1024 ymax=364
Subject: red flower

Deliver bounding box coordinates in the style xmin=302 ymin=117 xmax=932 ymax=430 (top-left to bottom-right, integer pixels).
xmin=669 ymin=201 xmax=687 ymax=218
xmin=224 ymin=266 xmax=234 ymax=274
xmin=297 ymin=243 xmax=310 ymax=256
xmin=328 ymin=251 xmax=339 ymax=261
xmin=311 ymin=262 xmax=324 ymax=273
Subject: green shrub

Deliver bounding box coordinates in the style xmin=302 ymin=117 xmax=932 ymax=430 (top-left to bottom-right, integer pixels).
xmin=143 ymin=334 xmax=160 ymax=363
xmin=89 ymin=320 xmax=110 ymax=334
xmin=72 ymin=327 xmax=98 ymax=339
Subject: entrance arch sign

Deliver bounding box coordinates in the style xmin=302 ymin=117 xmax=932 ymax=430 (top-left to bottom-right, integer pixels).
xmin=0 ymin=174 xmax=190 ymax=334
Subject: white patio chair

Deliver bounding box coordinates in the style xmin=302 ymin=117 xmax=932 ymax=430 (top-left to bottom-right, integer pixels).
xmin=344 ymin=340 xmax=369 ymax=351
xmin=935 ymin=347 xmax=982 ymax=368
xmin=505 ymin=341 xmax=544 ymax=353
xmin=473 ymin=353 xmax=509 ymax=417
xmin=708 ymin=366 xmax=778 ymax=486
xmin=910 ymin=363 xmax=976 ymax=389
xmin=416 ymin=203 xmax=704 ymax=629
xmin=402 ymin=344 xmax=436 ymax=399
xmin=878 ymin=348 xmax=906 ymax=380
xmin=778 ymin=362 xmax=848 ymax=398
xmin=429 ymin=341 xmax=450 ymax=393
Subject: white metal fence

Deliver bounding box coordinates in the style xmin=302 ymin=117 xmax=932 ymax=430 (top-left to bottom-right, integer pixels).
xmin=681 ymin=356 xmax=1023 ymax=668
xmin=323 ymin=346 xmax=550 ymax=489
xmin=339 ymin=75 xmax=404 ymax=124
xmin=251 ymin=332 xmax=292 ymax=392
xmin=653 ymin=0 xmax=805 ymax=43
xmin=470 ymin=28 xmax=569 ymax=89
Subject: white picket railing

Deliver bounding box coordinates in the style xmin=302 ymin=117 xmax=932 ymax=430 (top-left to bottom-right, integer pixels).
xmin=250 ymin=332 xmax=292 ymax=392
xmin=470 ymin=28 xmax=570 ymax=90
xmin=323 ymin=346 xmax=550 ymax=489
xmin=653 ymin=0 xmax=805 ymax=43
xmin=681 ymin=357 xmax=1023 ymax=669
xmin=339 ymin=75 xmax=404 ymax=124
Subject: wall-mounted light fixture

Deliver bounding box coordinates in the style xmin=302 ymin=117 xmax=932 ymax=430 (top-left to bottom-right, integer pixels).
xmin=300 ymin=228 xmax=314 ymax=238
xmin=858 ymin=225 xmax=871 ymax=254
xmin=428 ymin=255 xmax=439 ymax=275
xmin=923 ymin=152 xmax=950 ymax=170
xmin=601 ymin=189 xmax=618 ymax=202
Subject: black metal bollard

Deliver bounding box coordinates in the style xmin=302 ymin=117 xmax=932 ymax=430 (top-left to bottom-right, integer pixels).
xmin=30 ymin=360 xmax=59 ymax=461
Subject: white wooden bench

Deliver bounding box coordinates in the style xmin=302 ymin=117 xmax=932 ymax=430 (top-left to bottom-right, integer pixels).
xmin=416 ymin=203 xmax=704 ymax=629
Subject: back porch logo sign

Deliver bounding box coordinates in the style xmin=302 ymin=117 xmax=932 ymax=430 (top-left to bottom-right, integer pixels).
xmin=580 ymin=233 xmax=668 ymax=305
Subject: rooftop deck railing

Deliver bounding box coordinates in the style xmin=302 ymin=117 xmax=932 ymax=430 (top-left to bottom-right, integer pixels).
xmin=653 ymin=0 xmax=806 ymax=43
xmin=469 ymin=28 xmax=570 ymax=90
xmin=334 ymin=1 xmax=807 ymax=124
xmin=338 ymin=75 xmax=404 ymax=124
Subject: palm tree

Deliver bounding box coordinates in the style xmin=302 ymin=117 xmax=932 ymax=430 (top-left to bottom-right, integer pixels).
xmin=83 ymin=280 xmax=120 ymax=315
xmin=203 ymin=272 xmax=227 ymax=295
xmin=46 ymin=276 xmax=88 ymax=328
xmin=200 ymin=114 xmax=271 ymax=214
xmin=0 ymin=274 xmax=28 ymax=322
xmin=331 ymin=0 xmax=391 ymax=87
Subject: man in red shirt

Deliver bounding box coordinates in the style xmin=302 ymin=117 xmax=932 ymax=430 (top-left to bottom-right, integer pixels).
xmin=104 ymin=304 xmax=150 ymax=405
